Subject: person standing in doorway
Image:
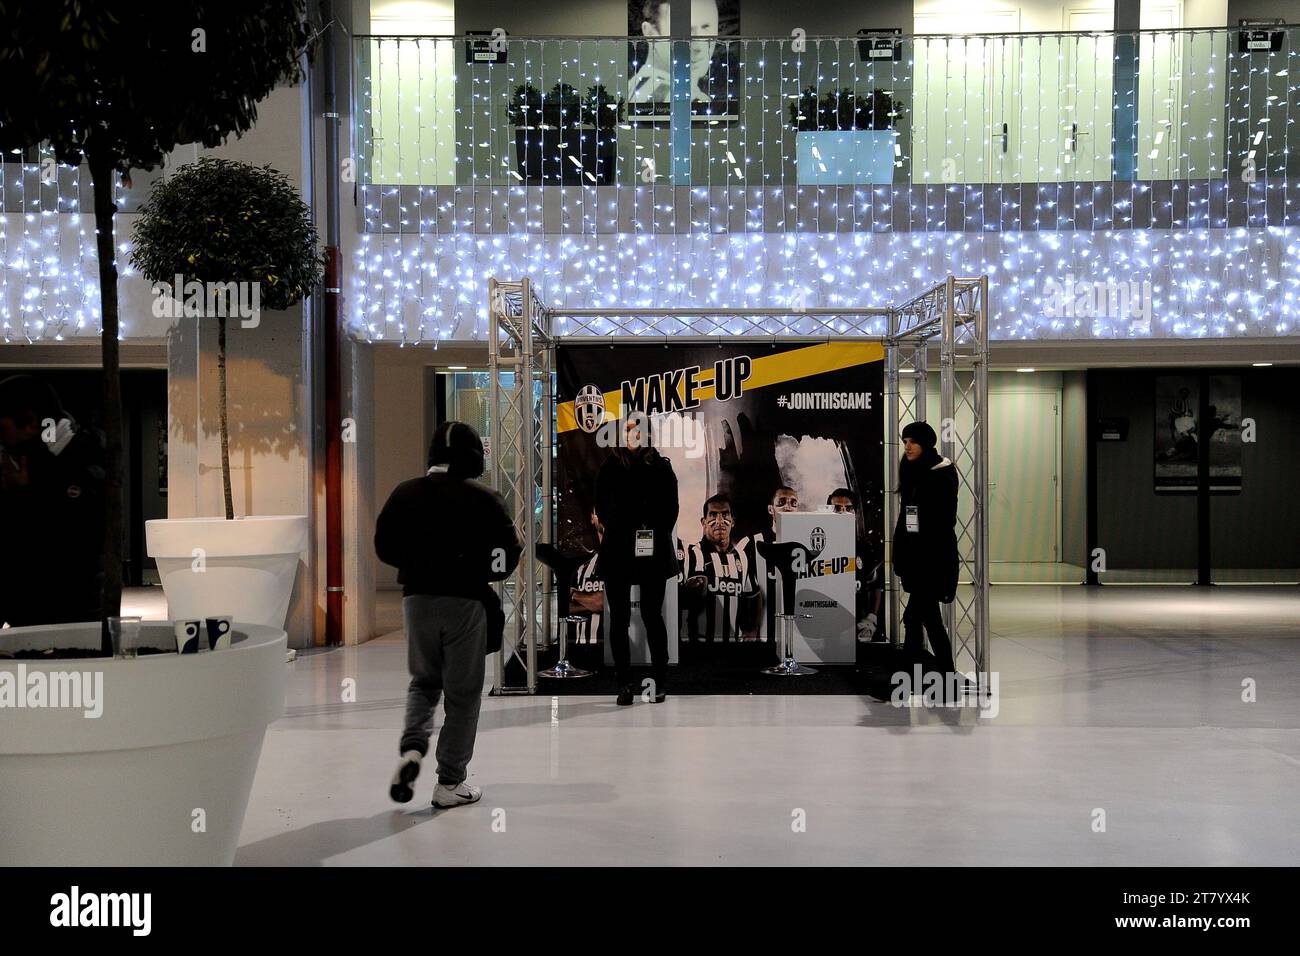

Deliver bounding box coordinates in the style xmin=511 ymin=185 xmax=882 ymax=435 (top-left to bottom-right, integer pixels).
xmin=595 ymin=412 xmax=679 ymax=705
xmin=891 ymin=421 xmax=959 ymax=674
xmin=376 ymin=421 xmax=521 ymax=809
xmin=0 ymin=375 xmax=105 ymax=628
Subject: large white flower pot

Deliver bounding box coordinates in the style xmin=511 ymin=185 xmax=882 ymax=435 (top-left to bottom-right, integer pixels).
xmin=0 ymin=621 xmax=285 ymax=865
xmin=146 ymin=516 xmax=308 ymax=629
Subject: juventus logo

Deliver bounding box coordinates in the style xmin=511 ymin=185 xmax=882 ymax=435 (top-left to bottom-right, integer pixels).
xmin=574 ymin=384 xmax=606 ymax=434
xmin=809 ymin=527 xmax=826 ymax=557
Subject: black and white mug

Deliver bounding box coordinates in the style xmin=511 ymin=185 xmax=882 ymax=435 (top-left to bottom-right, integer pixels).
xmin=205 ymin=616 xmax=233 ymax=651
xmin=173 ymin=620 xmax=203 ymax=655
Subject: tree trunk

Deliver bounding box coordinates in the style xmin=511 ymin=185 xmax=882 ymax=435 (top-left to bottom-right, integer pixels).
xmin=217 ymin=312 xmax=234 ymax=520
xmin=88 ymin=151 xmax=123 ymax=649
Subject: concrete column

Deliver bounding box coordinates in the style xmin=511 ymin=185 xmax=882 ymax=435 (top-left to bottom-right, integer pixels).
xmin=165 ymin=84 xmax=319 ymax=649
xmin=342 ymin=335 xmax=376 ymax=645
xmin=670 ymin=0 xmax=692 ymax=185
xmin=1112 ymin=2 xmax=1141 ymax=180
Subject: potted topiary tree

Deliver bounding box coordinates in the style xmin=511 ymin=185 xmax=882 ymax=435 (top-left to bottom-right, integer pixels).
xmin=789 ymin=86 xmax=900 ymax=185
xmin=581 ymin=84 xmax=625 ymax=186
xmin=0 ymin=0 xmax=313 ymax=867
xmin=132 ymin=157 xmax=324 ymax=637
xmin=509 ymin=82 xmax=621 ymax=185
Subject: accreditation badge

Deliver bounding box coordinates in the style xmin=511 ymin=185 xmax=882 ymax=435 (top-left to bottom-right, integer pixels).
xmin=634 ymin=529 xmax=655 ymax=557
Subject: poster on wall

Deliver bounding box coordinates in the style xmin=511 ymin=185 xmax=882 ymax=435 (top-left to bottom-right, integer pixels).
xmin=1154 ymin=375 xmax=1244 ymax=493
xmin=627 ymin=0 xmax=741 ymax=123
xmin=1154 ymin=375 xmax=1199 ymax=492
xmin=1207 ymin=375 xmax=1243 ymax=492
xmin=555 ymin=341 xmax=885 ymax=662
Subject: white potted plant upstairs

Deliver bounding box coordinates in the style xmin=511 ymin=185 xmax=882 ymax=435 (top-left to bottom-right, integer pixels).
xmin=132 ymin=158 xmax=324 ymax=659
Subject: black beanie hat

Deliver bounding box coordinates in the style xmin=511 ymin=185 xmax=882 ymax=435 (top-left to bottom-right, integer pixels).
xmin=901 ymin=420 xmax=938 ymax=450
xmin=428 ymin=420 xmax=485 ymax=479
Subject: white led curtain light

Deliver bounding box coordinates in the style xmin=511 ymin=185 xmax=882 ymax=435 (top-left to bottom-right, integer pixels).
xmin=349 ymin=228 xmax=1298 ymax=340
xmin=5 ymin=29 xmax=1297 ymax=342
xmin=0 ymin=149 xmax=138 ymax=343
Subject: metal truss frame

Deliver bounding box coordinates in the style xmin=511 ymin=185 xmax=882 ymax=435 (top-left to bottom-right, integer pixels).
xmin=886 ymin=277 xmax=991 ymax=686
xmin=487 ymin=275 xmax=989 ymax=695
xmin=487 ymin=277 xmax=553 ymax=695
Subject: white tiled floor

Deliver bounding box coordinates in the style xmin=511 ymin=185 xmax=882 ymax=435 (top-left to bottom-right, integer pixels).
xmin=235 ymin=586 xmax=1300 ymax=866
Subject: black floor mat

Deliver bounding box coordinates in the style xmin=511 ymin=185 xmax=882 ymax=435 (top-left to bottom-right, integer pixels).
xmin=524 ymin=641 xmax=911 ymax=697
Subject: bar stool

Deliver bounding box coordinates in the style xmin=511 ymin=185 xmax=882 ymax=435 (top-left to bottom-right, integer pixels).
xmin=755 ymin=538 xmax=817 ymax=677
xmin=535 ymin=543 xmax=592 ymax=679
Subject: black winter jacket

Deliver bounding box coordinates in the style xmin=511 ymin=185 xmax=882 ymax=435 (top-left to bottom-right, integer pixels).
xmin=892 ymin=452 xmax=959 ymax=602
xmin=375 ymin=472 xmax=522 ymax=600
xmin=0 ymin=424 xmax=105 ymax=626
xmin=594 ymin=448 xmax=679 ymax=582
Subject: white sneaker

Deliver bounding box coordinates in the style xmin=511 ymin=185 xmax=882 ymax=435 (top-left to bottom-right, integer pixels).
xmin=432 ymin=781 xmax=482 ymax=808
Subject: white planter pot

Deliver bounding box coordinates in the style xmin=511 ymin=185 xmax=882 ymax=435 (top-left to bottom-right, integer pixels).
xmin=0 ymin=621 xmax=285 ymax=865
xmin=146 ymin=516 xmax=307 ymax=629
xmin=795 ymin=129 xmax=897 ymax=184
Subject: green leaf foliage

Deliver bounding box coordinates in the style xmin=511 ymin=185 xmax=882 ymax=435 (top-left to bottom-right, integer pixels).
xmin=0 ymin=0 xmax=314 ymax=172
xmin=131 ymin=157 xmax=324 ymax=312
xmin=788 ymin=87 xmax=899 ymax=132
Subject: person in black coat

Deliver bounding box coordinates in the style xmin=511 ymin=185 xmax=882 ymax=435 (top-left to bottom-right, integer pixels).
xmin=595 ymin=413 xmax=679 ymax=705
xmin=0 ymin=375 xmax=105 ymax=627
xmin=892 ymin=420 xmax=959 ymax=674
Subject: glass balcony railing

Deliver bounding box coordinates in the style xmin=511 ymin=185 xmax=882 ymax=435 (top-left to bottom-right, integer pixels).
xmin=354 ymin=27 xmax=1300 ymax=194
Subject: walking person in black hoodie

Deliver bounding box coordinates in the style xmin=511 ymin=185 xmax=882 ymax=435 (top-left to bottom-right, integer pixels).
xmin=375 ymin=421 xmax=521 ymax=809
xmin=892 ymin=421 xmax=959 ymax=675
xmin=595 ymin=412 xmax=679 ymax=705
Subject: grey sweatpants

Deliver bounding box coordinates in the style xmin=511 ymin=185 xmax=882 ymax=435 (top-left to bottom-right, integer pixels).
xmin=399 ymin=595 xmax=487 ymax=786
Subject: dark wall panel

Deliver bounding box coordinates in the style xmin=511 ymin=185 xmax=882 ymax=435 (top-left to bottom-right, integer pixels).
xmin=1094 ymin=366 xmax=1300 ymax=573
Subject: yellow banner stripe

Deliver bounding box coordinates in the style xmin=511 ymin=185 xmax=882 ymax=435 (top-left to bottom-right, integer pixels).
xmin=817 ymin=557 xmax=858 ymax=576
xmin=557 ymin=341 xmax=883 ymax=434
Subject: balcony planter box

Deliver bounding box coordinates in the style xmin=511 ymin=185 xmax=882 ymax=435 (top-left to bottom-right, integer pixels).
xmin=795 ymin=130 xmax=897 ymax=185
xmin=145 ymin=515 xmax=308 ymax=631
xmin=514 ymin=126 xmax=616 ymax=186
xmin=0 ymin=621 xmax=285 ymax=865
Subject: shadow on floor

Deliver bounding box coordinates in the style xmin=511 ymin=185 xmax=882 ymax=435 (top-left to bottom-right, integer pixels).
xmin=235 ymin=782 xmax=619 ymax=865
xmin=235 ymin=809 xmax=433 ymax=866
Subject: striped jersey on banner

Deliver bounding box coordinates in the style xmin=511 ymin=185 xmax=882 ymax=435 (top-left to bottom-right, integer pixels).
xmin=572 ymin=552 xmax=603 ymax=644
xmin=737 ymin=531 xmax=778 ymax=642
xmin=683 ymin=540 xmax=756 ymax=642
